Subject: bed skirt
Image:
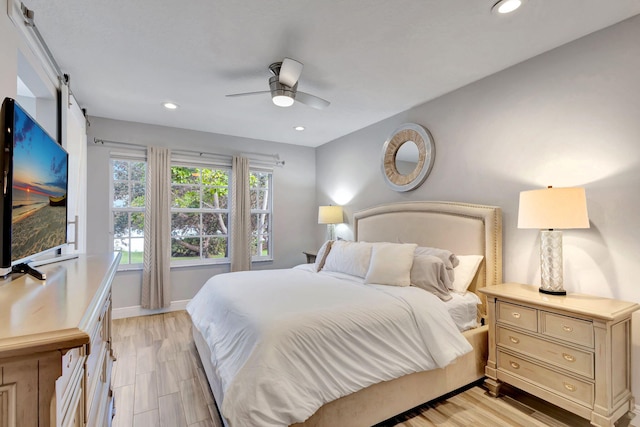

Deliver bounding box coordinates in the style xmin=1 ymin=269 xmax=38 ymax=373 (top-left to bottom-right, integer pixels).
xmin=193 ymin=323 xmax=488 ymax=427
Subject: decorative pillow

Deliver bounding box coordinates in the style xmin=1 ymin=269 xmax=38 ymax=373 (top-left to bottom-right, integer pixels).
xmin=314 ymin=240 xmax=333 ymax=272
xmin=451 ymin=255 xmax=484 ymax=294
xmin=410 ymin=255 xmax=452 ymax=301
xmin=414 ymin=246 xmax=459 ymax=282
xmin=364 ymin=243 xmax=417 ymax=287
xmin=322 ymin=240 xmax=373 ymax=278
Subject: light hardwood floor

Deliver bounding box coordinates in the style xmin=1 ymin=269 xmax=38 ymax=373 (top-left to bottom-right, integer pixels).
xmin=111 ymin=311 xmax=223 ymax=427
xmin=111 ymin=311 xmax=636 ymax=427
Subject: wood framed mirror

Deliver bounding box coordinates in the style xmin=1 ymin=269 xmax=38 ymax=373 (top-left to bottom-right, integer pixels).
xmin=381 ymin=123 xmax=435 ymax=192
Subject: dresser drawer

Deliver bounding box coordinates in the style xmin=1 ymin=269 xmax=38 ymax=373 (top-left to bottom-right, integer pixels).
xmin=540 ymin=311 xmax=594 ymax=348
xmin=497 ymin=301 xmax=538 ymax=332
xmin=498 ymin=350 xmax=594 ymax=408
xmin=57 ymin=347 xmax=82 ymax=400
xmin=61 ymin=370 xmax=84 ymax=427
xmin=497 ymin=327 xmax=594 ymax=379
xmin=85 ymin=295 xmax=110 ymax=422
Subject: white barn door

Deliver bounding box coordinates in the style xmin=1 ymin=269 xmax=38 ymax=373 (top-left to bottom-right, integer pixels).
xmin=61 ymin=86 xmax=87 ymax=253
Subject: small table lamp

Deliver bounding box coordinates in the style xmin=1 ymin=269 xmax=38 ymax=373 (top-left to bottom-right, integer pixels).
xmin=318 ymin=205 xmax=343 ymax=240
xmin=517 ymin=186 xmax=589 ymax=295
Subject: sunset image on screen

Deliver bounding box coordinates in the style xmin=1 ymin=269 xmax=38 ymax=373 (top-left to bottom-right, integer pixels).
xmin=11 ymin=105 xmax=68 ymax=262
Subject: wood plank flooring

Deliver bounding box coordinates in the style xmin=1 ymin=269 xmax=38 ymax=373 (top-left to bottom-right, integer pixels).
xmin=111 ymin=311 xmax=223 ymax=427
xmin=111 ymin=311 xmax=636 ymax=427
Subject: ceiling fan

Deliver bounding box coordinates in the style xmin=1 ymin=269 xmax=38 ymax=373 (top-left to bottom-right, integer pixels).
xmin=226 ymin=58 xmax=330 ymax=110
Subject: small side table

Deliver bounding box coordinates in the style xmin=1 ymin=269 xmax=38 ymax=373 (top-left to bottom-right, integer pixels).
xmin=303 ymin=251 xmax=317 ymax=263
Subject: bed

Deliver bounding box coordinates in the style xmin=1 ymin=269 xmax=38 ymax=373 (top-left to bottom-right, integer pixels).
xmin=188 ymin=201 xmax=502 ymax=427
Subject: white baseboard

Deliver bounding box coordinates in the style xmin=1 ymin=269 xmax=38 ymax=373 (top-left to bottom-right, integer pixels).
xmin=112 ymin=299 xmax=190 ymax=319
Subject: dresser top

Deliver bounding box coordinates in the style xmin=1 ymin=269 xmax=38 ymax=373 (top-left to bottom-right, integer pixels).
xmin=0 ymin=252 xmax=120 ymax=358
xmin=479 ymin=283 xmax=640 ymax=321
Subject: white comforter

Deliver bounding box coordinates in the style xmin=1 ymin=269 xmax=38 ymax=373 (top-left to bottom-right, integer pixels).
xmin=186 ymin=265 xmax=472 ymax=427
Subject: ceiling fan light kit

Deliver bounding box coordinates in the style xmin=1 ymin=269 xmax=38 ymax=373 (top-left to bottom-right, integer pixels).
xmin=269 ymin=74 xmax=296 ymax=107
xmin=226 ymin=57 xmax=330 ymax=110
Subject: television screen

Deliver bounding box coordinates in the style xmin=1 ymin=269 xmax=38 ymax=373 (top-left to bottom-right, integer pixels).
xmin=1 ymin=98 xmax=68 ymax=265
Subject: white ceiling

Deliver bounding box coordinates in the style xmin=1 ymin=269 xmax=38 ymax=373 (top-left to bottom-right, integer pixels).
xmin=21 ymin=1 xmax=640 ymax=147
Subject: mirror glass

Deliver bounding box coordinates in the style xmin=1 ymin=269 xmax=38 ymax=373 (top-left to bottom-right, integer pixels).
xmin=395 ymin=141 xmax=420 ymax=175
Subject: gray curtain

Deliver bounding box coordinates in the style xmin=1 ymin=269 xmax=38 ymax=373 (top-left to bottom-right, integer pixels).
xmin=142 ymin=146 xmax=171 ymax=309
xmin=230 ymin=156 xmax=251 ymax=272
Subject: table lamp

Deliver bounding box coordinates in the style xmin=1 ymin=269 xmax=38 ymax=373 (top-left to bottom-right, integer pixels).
xmin=318 ymin=205 xmax=343 ymax=240
xmin=517 ymin=186 xmax=589 ymax=295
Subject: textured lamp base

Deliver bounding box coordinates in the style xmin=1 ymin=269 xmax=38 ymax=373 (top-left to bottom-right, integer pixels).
xmin=326 ymin=224 xmax=336 ymax=241
xmin=539 ymin=230 xmax=565 ymax=295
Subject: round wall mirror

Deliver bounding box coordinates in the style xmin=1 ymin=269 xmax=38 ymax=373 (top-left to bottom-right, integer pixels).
xmin=381 ymin=123 xmax=435 ymax=192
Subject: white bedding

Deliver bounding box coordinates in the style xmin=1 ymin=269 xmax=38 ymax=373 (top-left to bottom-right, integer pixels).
xmin=447 ymin=291 xmax=482 ymax=331
xmin=186 ymin=265 xmax=473 ymax=427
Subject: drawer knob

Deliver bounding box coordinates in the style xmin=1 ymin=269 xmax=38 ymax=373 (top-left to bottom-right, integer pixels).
xmin=563 ymin=382 xmax=577 ymax=392
xmin=509 ymin=336 xmax=520 ymax=344
xmin=511 ymin=312 xmax=521 ymax=319
xmin=562 ymin=325 xmax=573 ymax=332
xmin=509 ymin=361 xmax=520 ymax=369
xmin=562 ymin=353 xmax=576 ymax=362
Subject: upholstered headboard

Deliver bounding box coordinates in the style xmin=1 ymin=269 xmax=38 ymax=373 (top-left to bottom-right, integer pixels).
xmin=354 ymin=201 xmax=502 ymax=319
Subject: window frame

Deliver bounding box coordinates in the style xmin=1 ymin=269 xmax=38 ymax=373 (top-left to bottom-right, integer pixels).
xmin=109 ymin=153 xmax=274 ymax=270
xmin=110 ymin=155 xmax=147 ymax=270
xmin=249 ymin=169 xmax=273 ymax=262
xmin=169 ymin=161 xmax=232 ymax=267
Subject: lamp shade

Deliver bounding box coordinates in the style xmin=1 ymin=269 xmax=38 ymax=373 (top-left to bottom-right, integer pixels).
xmin=518 ymin=187 xmax=589 ymax=230
xmin=318 ymin=205 xmax=343 ymax=224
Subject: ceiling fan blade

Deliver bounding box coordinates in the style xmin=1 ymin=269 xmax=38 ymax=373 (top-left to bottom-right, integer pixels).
xmin=226 ymin=90 xmax=270 ymax=98
xmin=279 ymin=58 xmax=303 ymax=87
xmin=296 ymin=91 xmax=330 ymax=110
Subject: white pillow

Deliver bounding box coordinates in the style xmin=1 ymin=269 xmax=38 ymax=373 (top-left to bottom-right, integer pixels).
xmin=365 ymin=243 xmax=417 ymax=287
xmin=314 ymin=240 xmax=333 ymax=272
xmin=451 ymin=255 xmax=484 ymax=293
xmin=322 ymin=240 xmax=373 ymax=278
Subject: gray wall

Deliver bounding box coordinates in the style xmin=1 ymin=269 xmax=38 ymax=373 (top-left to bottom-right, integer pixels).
xmin=86 ymin=118 xmax=317 ymax=309
xmin=316 ymin=15 xmax=640 ymax=398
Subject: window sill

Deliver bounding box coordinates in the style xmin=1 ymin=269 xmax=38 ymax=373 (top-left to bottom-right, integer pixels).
xmin=116 ymin=258 xmax=272 ymax=272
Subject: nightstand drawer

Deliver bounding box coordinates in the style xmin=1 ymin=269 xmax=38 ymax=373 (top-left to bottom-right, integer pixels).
xmin=497 ymin=327 xmax=594 ymax=379
xmin=498 ymin=350 xmax=594 ymax=408
xmin=540 ymin=312 xmax=594 ymax=348
xmin=497 ymin=301 xmax=537 ymax=332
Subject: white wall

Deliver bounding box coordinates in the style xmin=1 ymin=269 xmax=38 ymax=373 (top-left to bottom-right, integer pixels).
xmin=0 ymin=0 xmax=18 ymax=102
xmin=316 ymin=15 xmax=640 ymax=405
xmin=86 ymin=117 xmax=317 ymax=310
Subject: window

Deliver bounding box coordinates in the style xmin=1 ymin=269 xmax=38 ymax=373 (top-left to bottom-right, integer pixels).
xmin=110 ymin=156 xmax=273 ymax=267
xmin=170 ymin=165 xmax=230 ymax=264
xmin=111 ymin=159 xmax=146 ymax=265
xmin=250 ymin=171 xmax=272 ymax=260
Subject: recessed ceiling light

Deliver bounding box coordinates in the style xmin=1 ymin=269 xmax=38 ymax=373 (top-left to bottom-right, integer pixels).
xmin=162 ymin=102 xmax=179 ymax=110
xmin=294 ymin=126 xmax=305 ymax=131
xmin=492 ymin=0 xmax=525 ymax=15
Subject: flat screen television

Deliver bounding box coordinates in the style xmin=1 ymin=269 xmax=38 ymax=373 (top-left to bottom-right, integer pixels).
xmin=0 ymin=97 xmax=68 ymax=279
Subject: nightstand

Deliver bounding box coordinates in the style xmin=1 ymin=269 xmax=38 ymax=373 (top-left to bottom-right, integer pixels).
xmin=479 ymin=283 xmax=639 ymax=427
xmin=303 ymin=251 xmax=317 ymax=263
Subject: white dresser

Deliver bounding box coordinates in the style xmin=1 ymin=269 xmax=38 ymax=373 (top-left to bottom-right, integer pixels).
xmin=480 ymin=283 xmax=638 ymax=427
xmin=0 ymin=253 xmax=120 ymax=427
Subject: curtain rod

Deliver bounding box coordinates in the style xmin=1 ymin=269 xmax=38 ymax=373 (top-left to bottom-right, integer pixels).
xmin=92 ymin=138 xmax=285 ymax=167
